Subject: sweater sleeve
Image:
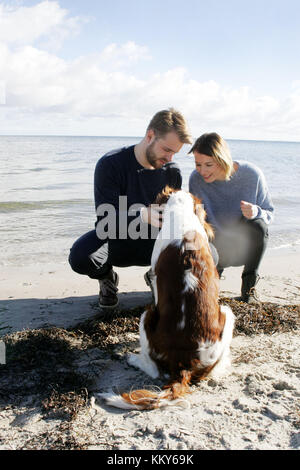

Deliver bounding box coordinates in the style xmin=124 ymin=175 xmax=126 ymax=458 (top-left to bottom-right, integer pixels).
xmin=254 ymin=170 xmax=274 ymax=225
xmin=94 ymin=155 xmax=142 ymax=240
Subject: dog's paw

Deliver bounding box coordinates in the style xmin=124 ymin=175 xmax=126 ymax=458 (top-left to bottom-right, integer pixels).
xmin=126 ymin=352 xmax=160 ymax=379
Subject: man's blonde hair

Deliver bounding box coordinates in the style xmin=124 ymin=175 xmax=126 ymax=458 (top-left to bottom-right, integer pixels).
xmin=147 ymin=108 xmax=192 ymax=144
xmin=189 ymin=132 xmax=234 ymax=180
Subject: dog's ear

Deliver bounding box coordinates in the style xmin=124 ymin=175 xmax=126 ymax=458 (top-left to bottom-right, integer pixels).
xmin=155 ymin=185 xmax=178 ymax=205
xmin=190 ymin=194 xmax=214 ymax=240
xmin=203 ymin=220 xmax=214 ymax=240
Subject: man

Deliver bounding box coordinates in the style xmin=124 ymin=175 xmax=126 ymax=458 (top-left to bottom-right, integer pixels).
xmin=69 ymin=108 xmax=192 ymax=310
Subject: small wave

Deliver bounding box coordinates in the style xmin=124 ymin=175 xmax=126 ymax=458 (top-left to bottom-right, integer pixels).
xmin=270 ymin=238 xmax=300 ymax=250
xmin=29 ymin=167 xmax=48 ymax=172
xmin=0 ymin=199 xmax=93 ymax=213
xmin=56 ymin=151 xmax=81 ymax=155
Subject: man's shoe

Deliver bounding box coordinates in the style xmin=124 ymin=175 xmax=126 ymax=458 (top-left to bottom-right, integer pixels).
xmin=144 ymin=268 xmax=156 ymax=302
xmin=98 ymin=269 xmax=119 ymax=309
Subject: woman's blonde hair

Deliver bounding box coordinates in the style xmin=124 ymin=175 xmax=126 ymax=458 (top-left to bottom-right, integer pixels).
xmin=189 ymin=132 xmax=234 ymax=180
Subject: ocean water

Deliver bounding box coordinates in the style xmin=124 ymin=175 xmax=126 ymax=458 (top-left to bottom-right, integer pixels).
xmin=1 ymin=135 xmax=300 ymax=267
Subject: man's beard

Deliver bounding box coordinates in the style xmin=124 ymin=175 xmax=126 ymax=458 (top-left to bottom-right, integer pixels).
xmin=145 ymin=141 xmax=167 ymax=169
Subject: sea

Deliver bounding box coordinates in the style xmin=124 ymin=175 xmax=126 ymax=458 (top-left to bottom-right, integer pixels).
xmin=1 ymin=136 xmax=300 ymax=268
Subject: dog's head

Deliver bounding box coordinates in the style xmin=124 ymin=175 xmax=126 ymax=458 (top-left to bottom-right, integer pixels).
xmin=154 ymin=185 xmax=214 ymax=240
xmin=154 ymin=185 xmax=178 ymax=206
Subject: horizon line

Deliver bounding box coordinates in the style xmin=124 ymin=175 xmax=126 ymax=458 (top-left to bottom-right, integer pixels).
xmin=0 ymin=134 xmax=299 ymax=144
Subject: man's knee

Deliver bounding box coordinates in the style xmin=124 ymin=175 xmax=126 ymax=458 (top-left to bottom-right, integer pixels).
xmin=68 ymin=244 xmax=89 ymax=275
xmin=68 ymin=230 xmax=104 ymax=276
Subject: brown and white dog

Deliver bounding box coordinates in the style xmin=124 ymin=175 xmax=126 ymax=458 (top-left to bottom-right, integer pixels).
xmin=99 ymin=187 xmax=235 ymax=410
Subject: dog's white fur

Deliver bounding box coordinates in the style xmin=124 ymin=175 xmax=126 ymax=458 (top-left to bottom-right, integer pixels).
xmin=98 ymin=190 xmax=235 ymax=410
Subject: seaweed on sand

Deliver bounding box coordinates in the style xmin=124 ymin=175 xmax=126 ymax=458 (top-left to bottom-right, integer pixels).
xmin=0 ymin=300 xmax=299 ymax=425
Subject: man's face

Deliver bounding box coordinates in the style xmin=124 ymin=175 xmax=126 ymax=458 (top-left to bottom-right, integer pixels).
xmin=145 ymin=130 xmax=183 ymax=169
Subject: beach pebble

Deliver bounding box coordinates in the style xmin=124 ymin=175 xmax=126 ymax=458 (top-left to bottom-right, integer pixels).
xmin=207 ymin=379 xmax=218 ymax=387
xmin=273 ymin=380 xmax=295 ymax=391
xmin=232 ymin=398 xmax=250 ymax=412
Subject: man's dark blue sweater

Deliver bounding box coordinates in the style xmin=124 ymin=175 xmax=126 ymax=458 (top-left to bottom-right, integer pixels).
xmin=93 ymin=145 xmax=182 ymax=266
xmin=94 ymin=145 xmax=181 ymax=212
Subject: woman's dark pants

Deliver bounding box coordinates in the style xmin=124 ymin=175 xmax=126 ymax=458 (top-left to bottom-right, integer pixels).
xmin=69 ymin=230 xmax=220 ymax=280
xmin=212 ymin=218 xmax=269 ymax=277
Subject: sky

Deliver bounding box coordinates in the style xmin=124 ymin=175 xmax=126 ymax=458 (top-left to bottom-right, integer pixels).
xmin=0 ymin=0 xmax=300 ymax=141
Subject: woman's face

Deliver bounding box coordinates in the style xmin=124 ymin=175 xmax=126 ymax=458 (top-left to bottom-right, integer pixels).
xmin=193 ymin=152 xmax=225 ymax=183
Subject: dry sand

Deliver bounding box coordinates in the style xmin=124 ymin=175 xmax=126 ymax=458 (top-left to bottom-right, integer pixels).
xmin=0 ymin=246 xmax=299 ymax=451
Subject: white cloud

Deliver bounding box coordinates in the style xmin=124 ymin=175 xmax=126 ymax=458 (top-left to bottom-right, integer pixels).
xmin=99 ymin=41 xmax=151 ymax=69
xmin=0 ymin=1 xmax=299 ymax=141
xmin=0 ymin=1 xmax=84 ymax=49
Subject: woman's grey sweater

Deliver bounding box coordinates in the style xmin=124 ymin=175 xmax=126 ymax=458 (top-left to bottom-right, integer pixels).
xmin=189 ymin=160 xmax=274 ymax=232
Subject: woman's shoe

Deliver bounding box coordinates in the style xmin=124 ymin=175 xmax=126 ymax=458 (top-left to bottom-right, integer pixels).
xmin=237 ymin=273 xmax=260 ymax=304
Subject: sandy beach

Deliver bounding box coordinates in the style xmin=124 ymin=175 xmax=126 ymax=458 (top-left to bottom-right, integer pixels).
xmin=0 ymin=245 xmax=299 ymax=451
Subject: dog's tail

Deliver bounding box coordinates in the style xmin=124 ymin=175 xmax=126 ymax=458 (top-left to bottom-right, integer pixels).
xmin=98 ymin=368 xmax=210 ymax=410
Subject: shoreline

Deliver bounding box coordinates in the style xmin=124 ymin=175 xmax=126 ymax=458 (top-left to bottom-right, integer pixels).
xmin=0 ymin=245 xmax=299 ymax=336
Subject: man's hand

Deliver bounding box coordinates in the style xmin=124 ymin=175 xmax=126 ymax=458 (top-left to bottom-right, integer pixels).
xmin=240 ymin=200 xmax=258 ymax=219
xmin=140 ymin=204 xmax=165 ymax=228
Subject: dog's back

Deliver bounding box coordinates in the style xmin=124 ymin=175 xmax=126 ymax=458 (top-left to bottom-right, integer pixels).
xmin=99 ymin=190 xmax=235 ymax=410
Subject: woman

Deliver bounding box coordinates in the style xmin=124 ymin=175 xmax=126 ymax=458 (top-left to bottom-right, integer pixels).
xmin=189 ymin=132 xmax=274 ymax=303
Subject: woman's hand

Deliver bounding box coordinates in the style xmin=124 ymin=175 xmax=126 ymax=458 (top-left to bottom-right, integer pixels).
xmin=240 ymin=200 xmax=258 ymax=219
